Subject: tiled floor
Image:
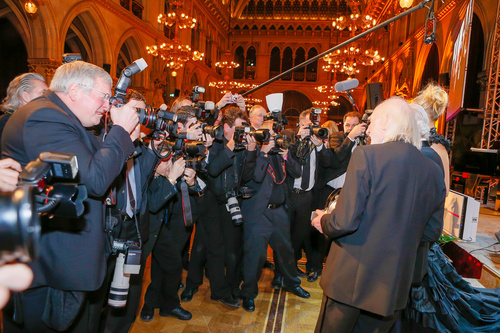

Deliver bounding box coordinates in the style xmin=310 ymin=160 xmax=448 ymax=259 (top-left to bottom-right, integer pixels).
xmin=130 ymin=263 xmax=322 ymax=333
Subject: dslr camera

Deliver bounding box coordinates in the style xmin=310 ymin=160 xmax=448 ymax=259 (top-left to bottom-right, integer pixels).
xmin=190 ymin=86 xmax=218 ymax=123
xmin=0 ymin=152 xmax=85 ymax=265
xmin=108 ymin=239 xmax=141 ymax=308
xmin=233 ymin=125 xmax=271 ymax=150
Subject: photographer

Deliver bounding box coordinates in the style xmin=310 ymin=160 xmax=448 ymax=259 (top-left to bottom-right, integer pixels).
xmin=249 ymin=105 xmax=267 ymax=131
xmin=1 ymin=61 xmax=139 ymax=332
xmin=285 ymin=109 xmax=331 ymax=283
xmin=100 ymin=90 xmax=158 ymax=332
xmin=141 ymin=105 xmax=204 ymax=321
xmin=240 ymin=120 xmax=310 ymax=312
xmin=328 ymin=111 xmax=366 ymax=190
xmin=183 ymin=106 xmax=256 ymax=306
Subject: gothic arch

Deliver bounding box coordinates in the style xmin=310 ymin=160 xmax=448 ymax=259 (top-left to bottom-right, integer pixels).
xmin=1 ymin=0 xmax=58 ymax=59
xmin=114 ymin=30 xmax=147 ymax=85
xmin=60 ymin=2 xmax=112 ymax=66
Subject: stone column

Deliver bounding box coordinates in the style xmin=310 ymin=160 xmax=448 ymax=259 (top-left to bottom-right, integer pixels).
xmin=28 ymin=58 xmax=61 ymax=84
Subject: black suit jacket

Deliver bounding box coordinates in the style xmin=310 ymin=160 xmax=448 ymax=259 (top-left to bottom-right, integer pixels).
xmin=319 ymin=141 xmax=446 ymax=316
xmin=242 ymin=152 xmax=301 ymax=220
xmin=1 ymin=90 xmax=135 ymax=291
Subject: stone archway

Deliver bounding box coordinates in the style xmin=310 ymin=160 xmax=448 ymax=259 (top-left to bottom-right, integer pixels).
xmin=115 ymin=33 xmax=146 ymax=88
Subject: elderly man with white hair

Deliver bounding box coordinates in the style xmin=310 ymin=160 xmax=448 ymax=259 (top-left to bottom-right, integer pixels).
xmin=312 ymin=97 xmax=446 ymax=333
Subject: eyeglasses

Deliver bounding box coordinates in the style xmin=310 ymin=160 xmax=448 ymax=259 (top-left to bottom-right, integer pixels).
xmin=79 ymin=84 xmax=110 ymax=102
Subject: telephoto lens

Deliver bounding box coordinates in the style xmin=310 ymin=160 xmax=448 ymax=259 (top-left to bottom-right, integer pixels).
xmin=311 ymin=126 xmax=329 ymax=140
xmin=108 ymin=253 xmax=131 ymax=308
xmin=226 ymin=197 xmax=243 ymax=226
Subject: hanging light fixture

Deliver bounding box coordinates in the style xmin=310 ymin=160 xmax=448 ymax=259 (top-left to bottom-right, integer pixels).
xmin=157 ymin=1 xmax=196 ymax=29
xmin=24 ymin=1 xmax=38 ymax=14
xmin=322 ymin=44 xmax=384 ymax=76
xmin=399 ymin=0 xmax=414 ymax=9
xmin=332 ymin=0 xmax=376 ymax=32
xmin=146 ymin=40 xmax=204 ymax=77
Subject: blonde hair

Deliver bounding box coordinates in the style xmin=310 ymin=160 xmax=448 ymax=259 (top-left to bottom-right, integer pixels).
xmin=412 ymin=83 xmax=448 ymax=121
xmin=321 ymin=120 xmax=339 ymax=136
xmin=380 ymin=96 xmax=421 ymax=150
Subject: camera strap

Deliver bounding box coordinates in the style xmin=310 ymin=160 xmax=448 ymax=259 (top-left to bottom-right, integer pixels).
xmin=180 ymin=178 xmax=194 ymax=227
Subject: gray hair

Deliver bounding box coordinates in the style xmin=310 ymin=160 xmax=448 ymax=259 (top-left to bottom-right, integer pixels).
xmin=0 ymin=73 xmax=45 ymax=111
xmin=50 ymin=61 xmax=112 ymax=93
xmin=380 ymin=96 xmax=421 ymax=150
xmin=410 ymin=103 xmax=430 ymax=141
xmin=249 ymin=104 xmax=266 ymax=118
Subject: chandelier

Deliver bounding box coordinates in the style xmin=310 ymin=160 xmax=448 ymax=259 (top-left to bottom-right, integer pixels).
xmin=208 ymin=81 xmax=257 ymax=95
xmin=215 ymin=61 xmax=240 ymax=70
xmin=157 ymin=1 xmax=196 ymax=29
xmin=146 ymin=40 xmax=203 ymax=77
xmin=322 ymin=44 xmax=384 ymax=76
xmin=332 ymin=0 xmax=376 ymax=32
xmin=245 ymin=97 xmax=262 ymax=109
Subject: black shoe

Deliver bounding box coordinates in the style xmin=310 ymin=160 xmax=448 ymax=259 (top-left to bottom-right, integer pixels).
xmin=159 ymin=306 xmax=192 ymax=320
xmin=140 ymin=304 xmax=154 ymax=322
xmin=242 ymin=298 xmax=255 ymax=312
xmin=296 ymin=267 xmax=307 ymax=278
xmin=178 ymin=282 xmax=185 ymax=290
xmin=180 ymin=287 xmax=198 ymax=302
xmin=307 ymin=270 xmax=322 ymax=282
xmin=282 ymin=285 xmax=311 ymax=299
xmin=211 ymin=296 xmax=240 ymax=308
xmin=271 ymin=276 xmax=284 ymax=289
xmin=263 ymin=260 xmax=275 ymax=270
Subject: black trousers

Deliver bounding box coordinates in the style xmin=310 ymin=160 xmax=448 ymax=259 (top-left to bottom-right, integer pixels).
xmin=315 ymin=295 xmax=400 ymax=333
xmin=241 ymin=206 xmax=300 ymax=299
xmin=289 ymin=190 xmax=318 ymax=269
xmin=185 ymin=191 xmax=232 ymax=298
xmin=143 ymin=215 xmax=192 ymax=311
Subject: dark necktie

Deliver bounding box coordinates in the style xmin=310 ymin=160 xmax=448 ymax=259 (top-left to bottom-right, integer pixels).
xmin=301 ymin=149 xmax=311 ymax=190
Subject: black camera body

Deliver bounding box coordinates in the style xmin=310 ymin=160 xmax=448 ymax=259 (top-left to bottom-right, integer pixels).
xmin=138 ymin=107 xmax=178 ymax=136
xmin=265 ymin=110 xmax=288 ymax=133
xmin=109 ymin=58 xmax=148 ymax=107
xmin=172 ymin=139 xmax=207 ymax=173
xmin=233 ymin=126 xmax=271 ymax=150
xmin=201 ymin=123 xmax=224 ymax=141
xmin=308 ymin=125 xmax=329 ymax=140
xmin=269 ymin=133 xmax=291 ymax=154
xmin=190 ymin=86 xmax=218 ymax=123
xmin=0 ymin=152 xmax=85 ymax=265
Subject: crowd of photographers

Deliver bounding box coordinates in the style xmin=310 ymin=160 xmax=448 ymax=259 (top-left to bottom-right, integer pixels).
xmin=0 ymin=59 xmax=372 ymax=332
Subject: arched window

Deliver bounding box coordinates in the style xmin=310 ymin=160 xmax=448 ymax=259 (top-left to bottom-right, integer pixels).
xmin=234 ymin=46 xmax=245 ymax=79
xmin=282 ymin=47 xmax=293 ymax=81
xmin=293 ymin=47 xmax=306 ymax=81
xmin=306 ymin=48 xmax=318 ymax=81
xmin=269 ymin=46 xmax=281 ymax=79
xmin=246 ymin=46 xmax=257 ymax=79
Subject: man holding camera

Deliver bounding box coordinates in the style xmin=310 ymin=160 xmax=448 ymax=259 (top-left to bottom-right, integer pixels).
xmin=249 ymin=105 xmax=267 ymax=130
xmin=184 ymin=106 xmax=256 ymax=306
xmin=327 ymin=111 xmax=366 ymax=190
xmin=240 ymin=122 xmax=310 ymax=312
xmin=1 ymin=61 xmax=139 ymax=332
xmin=284 ymin=109 xmax=330 ymax=283
xmin=141 ymin=105 xmax=205 ymax=321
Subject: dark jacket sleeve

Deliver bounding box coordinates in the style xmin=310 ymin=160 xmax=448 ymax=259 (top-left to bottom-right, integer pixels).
xmin=320 ymin=148 xmax=369 ymax=239
xmin=253 ymin=152 xmax=270 ymax=183
xmin=241 ymin=149 xmax=257 ymax=183
xmin=285 ymin=153 xmax=302 ymax=179
xmin=148 ymin=176 xmax=177 ymax=213
xmin=23 ymin=108 xmax=134 ymax=197
xmin=330 ymin=132 xmax=355 ymax=163
xmin=206 ymin=141 xmax=236 ymax=177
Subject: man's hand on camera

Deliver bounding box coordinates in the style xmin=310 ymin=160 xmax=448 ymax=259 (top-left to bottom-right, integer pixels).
xmin=278 ymin=148 xmax=289 ymax=158
xmin=0 ymin=263 xmax=33 ymax=309
xmin=183 ymin=168 xmax=196 ymax=186
xmin=347 ymin=123 xmax=366 ymax=141
xmin=216 ymin=92 xmax=233 ymax=109
xmin=298 ymin=126 xmax=311 ymax=139
xmin=0 ymin=158 xmax=22 ymax=192
xmin=203 ymin=133 xmax=214 ymax=148
xmin=245 ymin=134 xmax=257 ymax=151
xmin=169 ymin=158 xmax=186 ymax=181
xmin=234 ymin=94 xmax=246 ymax=112
xmin=261 ymin=139 xmax=275 ymax=155
xmin=110 ymin=100 xmax=139 ymax=134
xmin=310 ymin=134 xmax=323 ymax=147
xmin=188 ymin=123 xmax=203 ymax=140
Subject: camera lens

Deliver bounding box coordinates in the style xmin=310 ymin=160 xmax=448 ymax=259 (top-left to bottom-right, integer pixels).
xmin=0 ymin=186 xmax=40 ymax=265
xmin=226 ymin=197 xmax=243 ymax=226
